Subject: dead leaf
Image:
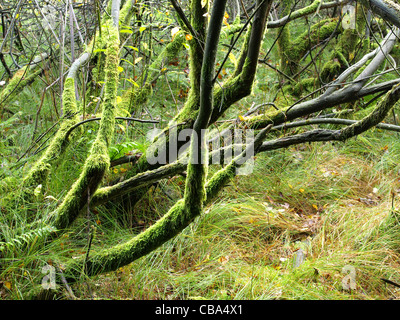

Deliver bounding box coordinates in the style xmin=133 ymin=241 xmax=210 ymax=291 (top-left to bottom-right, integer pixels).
xmin=218 ymin=255 xmax=229 ymax=265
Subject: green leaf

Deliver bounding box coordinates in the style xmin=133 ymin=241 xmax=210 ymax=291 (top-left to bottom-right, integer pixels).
xmin=121 ymin=58 xmax=135 ymax=67
xmin=120 ymin=29 xmax=133 ymax=34
xmin=126 ymin=78 xmax=140 ymax=87
xmin=125 ymin=45 xmax=139 ymax=52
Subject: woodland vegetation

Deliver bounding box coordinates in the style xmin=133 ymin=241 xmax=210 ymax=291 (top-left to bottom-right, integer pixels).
xmin=2 ymin=0 xmax=400 ymax=300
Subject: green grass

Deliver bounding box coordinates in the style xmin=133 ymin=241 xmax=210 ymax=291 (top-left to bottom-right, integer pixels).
xmin=1 ymin=129 xmax=396 ymax=300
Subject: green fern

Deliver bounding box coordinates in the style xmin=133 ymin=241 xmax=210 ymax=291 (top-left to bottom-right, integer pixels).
xmin=0 ymin=225 xmax=56 ymax=253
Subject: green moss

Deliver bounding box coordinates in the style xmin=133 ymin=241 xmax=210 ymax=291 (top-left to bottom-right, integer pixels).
xmin=50 ymin=23 xmax=120 ymax=230
xmin=119 ymin=0 xmax=136 ymax=27
xmin=22 ymin=78 xmax=80 ymax=200
xmin=62 ymin=78 xmax=79 ymax=116
xmin=188 ymin=0 xmax=207 ymax=91
xmin=97 ymin=26 xmax=119 ymax=146
xmin=0 ymin=66 xmax=42 ymax=113
xmin=277 ymin=0 xmax=330 ymax=76
xmin=320 ymin=4 xmax=366 ymax=83
xmin=276 ymin=0 xmax=293 ymax=76
xmin=120 ymin=82 xmax=153 ymax=113
xmin=292 ymin=77 xmax=318 ymax=96
xmin=279 ymin=18 xmax=342 ymax=77
xmin=320 ymin=59 xmax=342 ymax=83
xmin=338 ymin=83 xmax=400 ymax=140
xmin=149 ymin=31 xmax=186 ymax=79
xmin=184 ymin=161 xmax=208 ymax=216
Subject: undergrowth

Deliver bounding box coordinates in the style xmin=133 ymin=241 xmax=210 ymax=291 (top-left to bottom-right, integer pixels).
xmin=3 ymin=128 xmax=400 ymax=300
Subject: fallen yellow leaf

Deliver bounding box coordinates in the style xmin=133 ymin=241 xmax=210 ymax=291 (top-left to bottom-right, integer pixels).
xmin=4 ymin=281 xmax=11 ymax=290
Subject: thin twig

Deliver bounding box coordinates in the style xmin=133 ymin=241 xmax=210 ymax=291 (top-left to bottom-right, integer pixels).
xmin=65 ymin=116 xmax=160 ymax=139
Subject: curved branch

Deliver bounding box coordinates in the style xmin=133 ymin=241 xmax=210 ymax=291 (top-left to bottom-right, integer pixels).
xmin=360 ymin=0 xmax=400 ymax=28
xmin=267 ymin=0 xmax=350 ymax=28
xmin=65 ymin=116 xmax=159 ymax=139
xmin=259 ymin=82 xmax=400 ymax=151
xmin=272 ymin=117 xmax=400 ymax=133
xmin=51 ymin=4 xmax=121 ymax=231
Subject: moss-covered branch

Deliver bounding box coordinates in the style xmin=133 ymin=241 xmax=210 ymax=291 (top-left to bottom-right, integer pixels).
xmin=90 ymin=161 xmax=186 ymax=206
xmin=0 ymin=54 xmax=48 ymax=116
xmin=257 ymin=82 xmax=400 ymax=151
xmin=278 ymin=16 xmax=343 ymax=77
xmin=268 ymin=0 xmax=349 ymax=28
xmin=21 ymin=77 xmax=81 ymax=200
xmin=51 ymin=18 xmax=120 ymax=230
xmin=61 ymin=123 xmax=272 ymax=283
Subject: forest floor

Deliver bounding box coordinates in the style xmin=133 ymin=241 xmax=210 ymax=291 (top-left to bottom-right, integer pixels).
xmin=66 ymin=129 xmax=400 ymax=300
xmin=2 ymin=111 xmax=400 ymax=300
